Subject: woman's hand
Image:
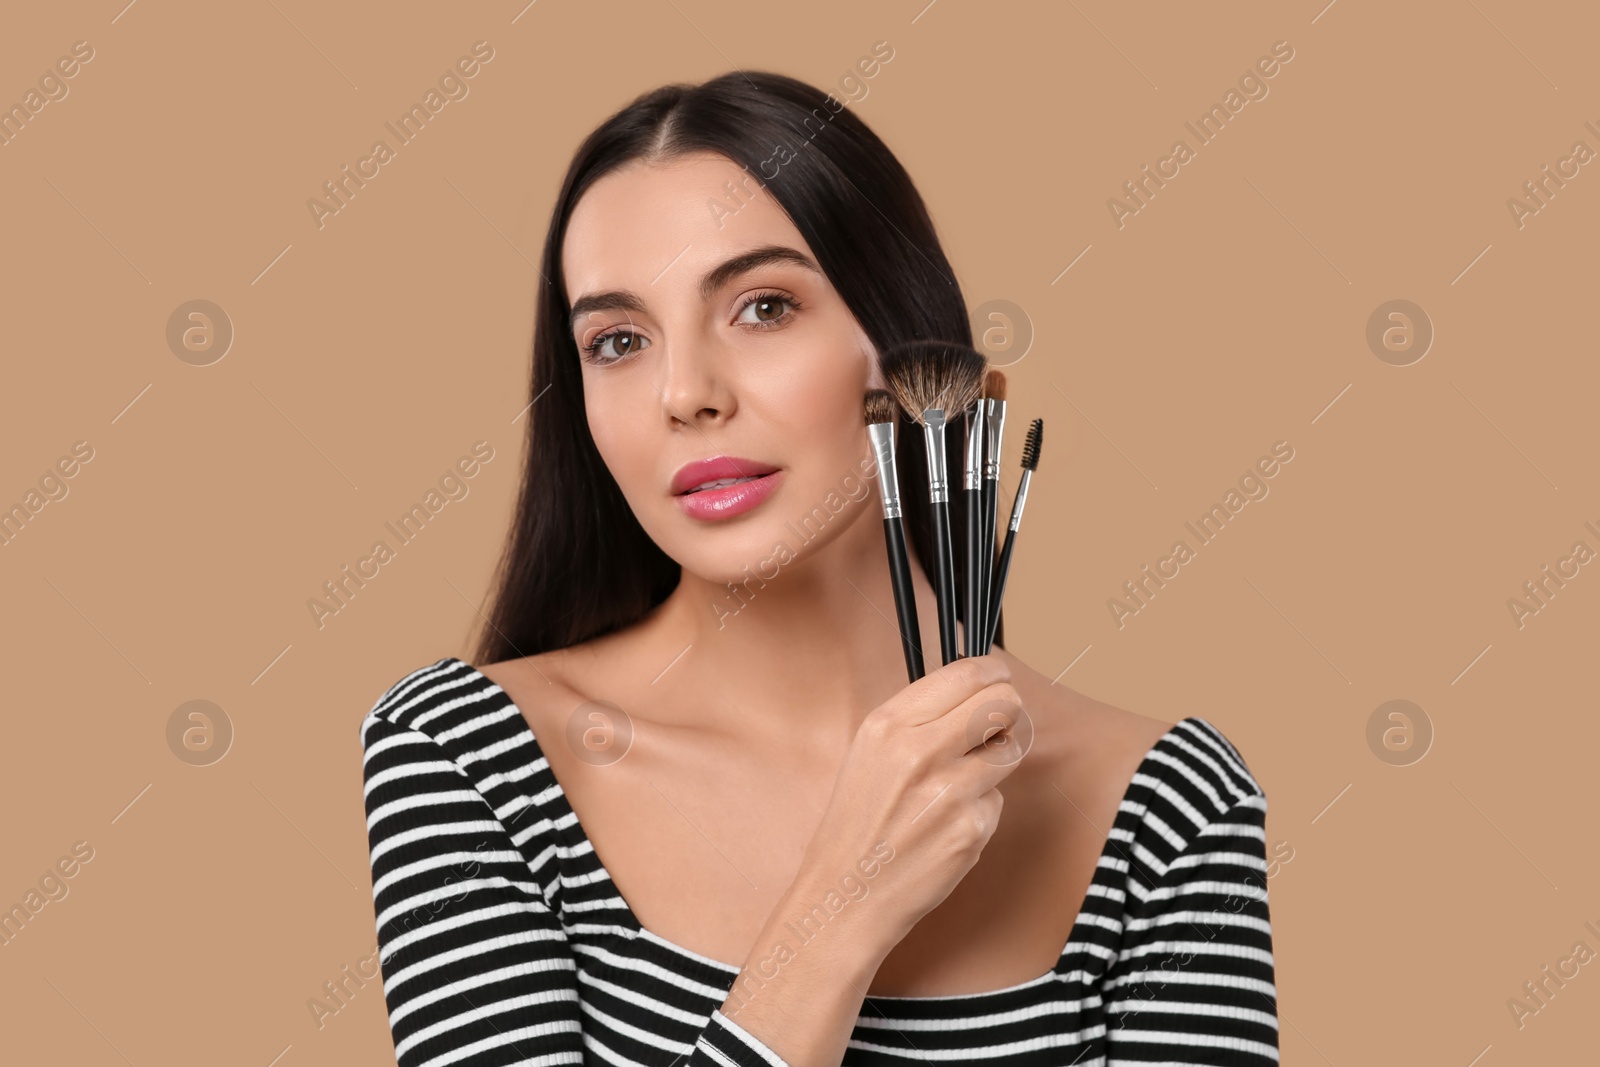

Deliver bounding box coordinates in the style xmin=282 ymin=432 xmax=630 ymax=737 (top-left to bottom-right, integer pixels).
xmin=797 ymin=653 xmax=1026 ymax=961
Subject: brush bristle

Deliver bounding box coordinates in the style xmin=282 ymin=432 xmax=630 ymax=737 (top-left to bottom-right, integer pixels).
xmin=1020 ymin=418 xmax=1043 ymax=471
xmin=879 ymin=340 xmax=988 ymax=424
xmin=863 ymin=388 xmax=898 ymax=426
xmin=983 ymin=369 xmax=1007 ymax=402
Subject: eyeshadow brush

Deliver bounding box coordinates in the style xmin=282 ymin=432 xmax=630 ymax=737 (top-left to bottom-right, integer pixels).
xmin=963 ymin=398 xmax=987 ymax=657
xmin=978 ymin=370 xmax=1007 ymax=654
xmin=865 ymin=388 xmax=925 ymax=683
xmin=985 ymin=418 xmax=1043 ymax=652
xmin=881 ymin=341 xmax=987 ymax=666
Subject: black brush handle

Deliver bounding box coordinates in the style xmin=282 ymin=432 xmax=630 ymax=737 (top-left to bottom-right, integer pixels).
xmin=964 ymin=485 xmax=983 ymax=658
xmin=931 ymin=500 xmax=959 ymax=665
xmin=980 ymin=477 xmax=998 ymax=653
xmin=883 ymin=515 xmax=925 ymax=682
xmin=986 ymin=526 xmax=1017 ymax=651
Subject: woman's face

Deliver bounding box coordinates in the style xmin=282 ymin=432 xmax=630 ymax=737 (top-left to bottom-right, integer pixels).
xmin=561 ymin=150 xmax=884 ymax=586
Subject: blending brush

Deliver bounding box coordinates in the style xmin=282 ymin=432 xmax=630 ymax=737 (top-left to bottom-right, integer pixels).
xmin=984 ymin=417 xmax=1043 ymax=653
xmin=881 ymin=340 xmax=987 ymax=666
xmin=865 ymin=389 xmax=925 ymax=683
xmin=978 ymin=370 xmax=1007 ymax=654
xmin=962 ymin=397 xmax=987 ymax=657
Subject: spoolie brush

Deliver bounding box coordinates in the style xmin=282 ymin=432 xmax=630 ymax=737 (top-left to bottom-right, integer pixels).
xmin=881 ymin=340 xmax=987 ymax=666
xmin=985 ymin=418 xmax=1043 ymax=652
xmin=865 ymin=389 xmax=925 ymax=683
xmin=978 ymin=369 xmax=1007 ymax=654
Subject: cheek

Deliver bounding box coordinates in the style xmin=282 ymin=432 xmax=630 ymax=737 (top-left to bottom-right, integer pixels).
xmin=776 ymin=362 xmax=873 ymax=480
xmin=744 ymin=365 xmax=860 ymax=463
xmin=768 ymin=326 xmax=870 ymax=427
xmin=584 ymin=389 xmax=650 ymax=490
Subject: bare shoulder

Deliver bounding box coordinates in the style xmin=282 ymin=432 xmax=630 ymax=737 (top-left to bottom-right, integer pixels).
xmin=471 ymin=619 xmax=663 ymax=741
xmin=995 ymin=647 xmax=1176 ymax=808
xmin=472 ymin=641 xmax=595 ymax=731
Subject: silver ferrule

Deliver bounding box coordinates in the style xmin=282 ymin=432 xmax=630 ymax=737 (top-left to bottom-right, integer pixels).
xmin=920 ymin=408 xmax=949 ymax=503
xmin=867 ymin=421 xmax=902 ymax=519
xmin=963 ymin=405 xmax=985 ymax=490
xmin=1007 ymin=468 xmax=1033 ymax=532
xmin=983 ymin=398 xmax=1006 ymax=480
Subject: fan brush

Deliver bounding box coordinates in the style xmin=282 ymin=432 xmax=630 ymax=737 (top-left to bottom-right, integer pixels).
xmin=880 ymin=340 xmax=987 ymax=665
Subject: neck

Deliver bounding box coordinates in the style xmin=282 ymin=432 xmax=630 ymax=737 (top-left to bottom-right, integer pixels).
xmin=647 ymin=504 xmax=952 ymax=751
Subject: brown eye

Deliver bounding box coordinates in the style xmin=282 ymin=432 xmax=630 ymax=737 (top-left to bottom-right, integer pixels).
xmin=734 ymin=291 xmax=800 ymax=329
xmin=582 ymin=329 xmax=649 ymax=364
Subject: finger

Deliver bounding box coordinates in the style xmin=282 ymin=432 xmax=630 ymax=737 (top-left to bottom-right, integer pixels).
xmin=924 ymin=680 xmax=1023 ymax=755
xmin=951 ymin=691 xmax=1033 ymax=790
xmin=890 ymin=655 xmax=1012 ymax=728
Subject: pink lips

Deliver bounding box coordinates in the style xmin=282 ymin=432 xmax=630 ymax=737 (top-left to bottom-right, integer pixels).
xmin=671 ymin=456 xmax=782 ymax=521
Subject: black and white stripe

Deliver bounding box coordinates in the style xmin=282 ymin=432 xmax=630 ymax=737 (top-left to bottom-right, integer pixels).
xmin=361 ymin=656 xmax=1279 ymax=1065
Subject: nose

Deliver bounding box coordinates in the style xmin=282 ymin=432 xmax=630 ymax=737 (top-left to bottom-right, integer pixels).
xmin=657 ymin=339 xmax=735 ymax=429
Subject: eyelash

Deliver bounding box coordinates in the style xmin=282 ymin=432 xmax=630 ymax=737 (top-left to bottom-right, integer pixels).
xmin=579 ymin=290 xmax=803 ymax=365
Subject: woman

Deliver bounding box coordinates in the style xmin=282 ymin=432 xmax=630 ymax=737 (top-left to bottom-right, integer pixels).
xmin=360 ymin=70 xmax=1279 ymax=1065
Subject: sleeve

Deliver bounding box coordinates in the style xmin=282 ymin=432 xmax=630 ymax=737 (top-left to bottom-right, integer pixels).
xmin=1101 ymin=791 xmax=1281 ymax=1064
xmin=361 ymin=712 xmax=792 ymax=1067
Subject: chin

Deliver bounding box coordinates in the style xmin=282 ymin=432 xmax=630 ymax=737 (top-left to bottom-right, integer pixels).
xmin=681 ymin=505 xmax=868 ymax=595
xmin=669 ymin=518 xmax=804 ymax=588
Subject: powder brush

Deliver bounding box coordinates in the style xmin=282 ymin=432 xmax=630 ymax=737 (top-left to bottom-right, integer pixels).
xmin=864 ymin=388 xmax=925 ymax=683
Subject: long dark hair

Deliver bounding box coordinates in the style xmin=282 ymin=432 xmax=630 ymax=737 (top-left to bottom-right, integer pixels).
xmin=473 ymin=69 xmax=1004 ymax=665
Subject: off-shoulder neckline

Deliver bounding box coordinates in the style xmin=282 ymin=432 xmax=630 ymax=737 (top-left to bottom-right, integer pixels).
xmin=445 ymin=656 xmax=1208 ymax=1005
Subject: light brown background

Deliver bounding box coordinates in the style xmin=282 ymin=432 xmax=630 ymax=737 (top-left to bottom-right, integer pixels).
xmin=2 ymin=0 xmax=1595 ymax=1063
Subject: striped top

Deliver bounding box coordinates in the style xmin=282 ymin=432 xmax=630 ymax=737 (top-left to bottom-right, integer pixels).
xmin=361 ymin=656 xmax=1280 ymax=1066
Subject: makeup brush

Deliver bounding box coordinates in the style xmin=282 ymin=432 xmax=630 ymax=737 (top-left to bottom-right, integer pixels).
xmin=962 ymin=398 xmax=987 ymax=658
xmin=881 ymin=340 xmax=987 ymax=666
xmin=978 ymin=370 xmax=1007 ymax=654
xmin=864 ymin=389 xmax=925 ymax=684
xmin=985 ymin=418 xmax=1043 ymax=652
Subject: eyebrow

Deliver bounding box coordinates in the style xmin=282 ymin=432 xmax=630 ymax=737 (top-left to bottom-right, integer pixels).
xmin=567 ymin=244 xmax=823 ymax=333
